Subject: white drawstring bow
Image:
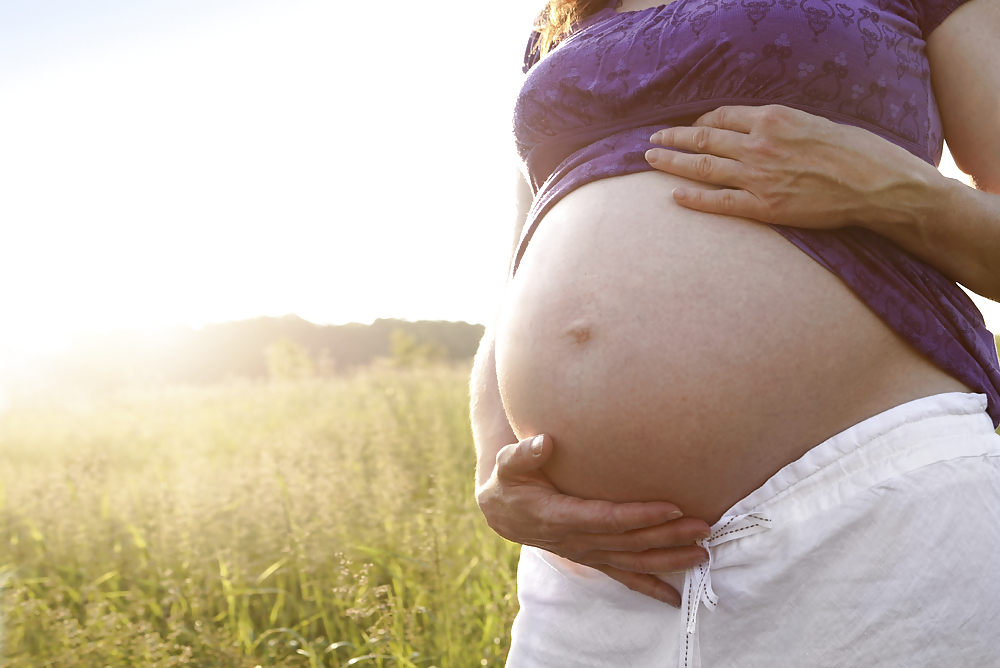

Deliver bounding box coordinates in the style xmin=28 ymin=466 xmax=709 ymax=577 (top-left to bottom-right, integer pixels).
xmin=678 ymin=512 xmax=772 ymax=668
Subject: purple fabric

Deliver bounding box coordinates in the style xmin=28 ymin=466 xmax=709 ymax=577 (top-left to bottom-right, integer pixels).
xmin=511 ymin=0 xmax=1000 ymax=427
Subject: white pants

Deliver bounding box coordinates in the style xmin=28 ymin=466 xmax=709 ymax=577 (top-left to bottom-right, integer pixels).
xmin=507 ymin=393 xmax=1000 ymax=667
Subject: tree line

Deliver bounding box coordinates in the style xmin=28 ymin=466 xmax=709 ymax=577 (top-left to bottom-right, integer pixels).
xmin=4 ymin=316 xmax=485 ymax=399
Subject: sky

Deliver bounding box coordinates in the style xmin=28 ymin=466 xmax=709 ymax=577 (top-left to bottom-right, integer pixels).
xmin=0 ymin=0 xmax=538 ymax=353
xmin=0 ymin=0 xmax=997 ymax=355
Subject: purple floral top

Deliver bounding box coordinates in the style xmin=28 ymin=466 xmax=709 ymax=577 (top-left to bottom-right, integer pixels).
xmin=513 ymin=0 xmax=1000 ymax=426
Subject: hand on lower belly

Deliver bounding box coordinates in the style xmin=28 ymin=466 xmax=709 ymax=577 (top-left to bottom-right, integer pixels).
xmin=476 ymin=434 xmax=710 ymax=607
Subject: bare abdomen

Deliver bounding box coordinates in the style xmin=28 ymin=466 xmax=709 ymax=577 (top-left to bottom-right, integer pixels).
xmin=495 ymin=171 xmax=967 ymax=523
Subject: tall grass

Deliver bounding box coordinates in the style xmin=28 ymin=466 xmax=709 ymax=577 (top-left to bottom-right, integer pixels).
xmin=0 ymin=364 xmax=520 ymax=667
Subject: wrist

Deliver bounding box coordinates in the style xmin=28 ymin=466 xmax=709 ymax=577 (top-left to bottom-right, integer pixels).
xmin=865 ymin=161 xmax=955 ymax=256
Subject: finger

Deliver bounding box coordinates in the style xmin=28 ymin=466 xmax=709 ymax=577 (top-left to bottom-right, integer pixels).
xmin=691 ymin=105 xmax=763 ymax=133
xmin=590 ymin=565 xmax=682 ymax=607
xmin=649 ymin=125 xmax=746 ymax=160
xmin=584 ymin=545 xmax=710 ymax=575
xmin=573 ymin=517 xmax=712 ymax=553
xmin=671 ymin=186 xmax=765 ymax=220
xmin=494 ymin=434 xmax=552 ymax=480
xmin=542 ymin=496 xmax=683 ymax=534
xmin=645 ymin=148 xmax=746 ymax=188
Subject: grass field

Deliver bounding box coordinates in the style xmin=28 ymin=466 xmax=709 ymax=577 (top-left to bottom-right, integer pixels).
xmin=0 ymin=364 xmax=520 ymax=667
xmin=4 ymin=354 xmax=998 ymax=667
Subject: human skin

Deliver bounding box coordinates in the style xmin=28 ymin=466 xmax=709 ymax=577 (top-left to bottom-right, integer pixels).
xmin=472 ymin=0 xmax=1000 ymax=605
xmin=494 ymin=168 xmax=968 ymax=510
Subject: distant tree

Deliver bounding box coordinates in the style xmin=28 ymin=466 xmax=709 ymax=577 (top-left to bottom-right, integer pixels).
xmin=11 ymin=316 xmax=486 ymax=396
xmin=389 ymin=329 xmax=447 ymax=367
xmin=265 ymin=338 xmax=316 ymax=380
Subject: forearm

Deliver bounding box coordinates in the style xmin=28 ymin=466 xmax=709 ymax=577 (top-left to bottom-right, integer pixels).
xmin=868 ymin=167 xmax=1000 ymax=302
xmin=470 ymin=329 xmax=517 ymax=490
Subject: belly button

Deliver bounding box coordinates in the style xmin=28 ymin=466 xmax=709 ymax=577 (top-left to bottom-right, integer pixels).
xmin=567 ymin=321 xmax=592 ymax=345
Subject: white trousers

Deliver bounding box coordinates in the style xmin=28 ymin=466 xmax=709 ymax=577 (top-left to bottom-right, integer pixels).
xmin=507 ymin=393 xmax=1000 ymax=667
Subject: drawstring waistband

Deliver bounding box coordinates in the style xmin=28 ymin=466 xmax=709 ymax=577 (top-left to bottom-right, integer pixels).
xmin=679 ymin=513 xmax=773 ymax=668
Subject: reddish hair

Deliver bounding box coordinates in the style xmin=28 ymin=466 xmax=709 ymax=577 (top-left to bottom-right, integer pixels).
xmin=536 ymin=0 xmax=609 ymax=55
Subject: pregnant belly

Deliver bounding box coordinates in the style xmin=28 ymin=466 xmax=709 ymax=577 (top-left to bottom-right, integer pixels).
xmin=495 ymin=171 xmax=968 ymax=523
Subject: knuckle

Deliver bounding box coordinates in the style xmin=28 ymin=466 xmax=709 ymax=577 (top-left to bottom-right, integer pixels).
xmin=759 ymin=105 xmax=791 ymax=129
xmin=625 ymin=536 xmax=656 ymax=552
xmin=759 ymin=191 xmax=782 ymax=214
xmin=622 ymin=533 xmax=645 ymax=552
xmin=599 ymin=509 xmax=626 ymax=534
xmin=757 ymin=107 xmax=780 ymax=128
xmin=495 ymin=443 xmax=514 ymax=471
xmin=720 ymin=190 xmax=738 ymax=211
xmin=498 ymin=440 xmax=528 ymax=476
xmin=694 ymin=126 xmax=711 ymax=150
xmin=626 ymin=553 xmax=650 ymax=574
xmin=475 ymin=482 xmax=498 ymax=512
xmin=694 ymin=154 xmax=714 ymax=178
xmin=475 ymin=488 xmax=490 ymax=511
xmin=761 ymin=104 xmax=782 ymax=120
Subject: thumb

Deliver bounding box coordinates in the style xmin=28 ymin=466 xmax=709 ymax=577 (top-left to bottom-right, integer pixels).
xmin=495 ymin=434 xmax=553 ymax=480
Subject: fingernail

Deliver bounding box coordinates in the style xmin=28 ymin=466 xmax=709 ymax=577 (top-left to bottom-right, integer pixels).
xmin=697 ymin=531 xmax=711 ymax=540
xmin=697 ymin=548 xmax=710 ymax=562
xmin=668 ymin=510 xmax=684 ymax=520
xmin=531 ymin=435 xmax=544 ymax=456
xmin=672 ymin=188 xmax=687 ymax=201
xmin=649 ymin=131 xmax=663 ymax=143
xmin=644 ymin=148 xmax=659 ymax=164
xmin=665 ymin=596 xmax=681 ymax=609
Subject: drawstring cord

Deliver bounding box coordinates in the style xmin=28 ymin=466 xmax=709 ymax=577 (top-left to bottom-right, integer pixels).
xmin=679 ymin=513 xmax=773 ymax=667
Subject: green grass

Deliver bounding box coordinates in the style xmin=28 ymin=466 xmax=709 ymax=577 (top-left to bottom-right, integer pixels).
xmin=0 ymin=364 xmax=520 ymax=667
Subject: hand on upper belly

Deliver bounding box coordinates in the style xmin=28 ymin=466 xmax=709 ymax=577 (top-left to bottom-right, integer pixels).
xmin=644 ymin=104 xmax=933 ymax=232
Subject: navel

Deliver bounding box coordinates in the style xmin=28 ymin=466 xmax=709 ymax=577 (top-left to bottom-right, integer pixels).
xmin=566 ymin=320 xmax=593 ymax=345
